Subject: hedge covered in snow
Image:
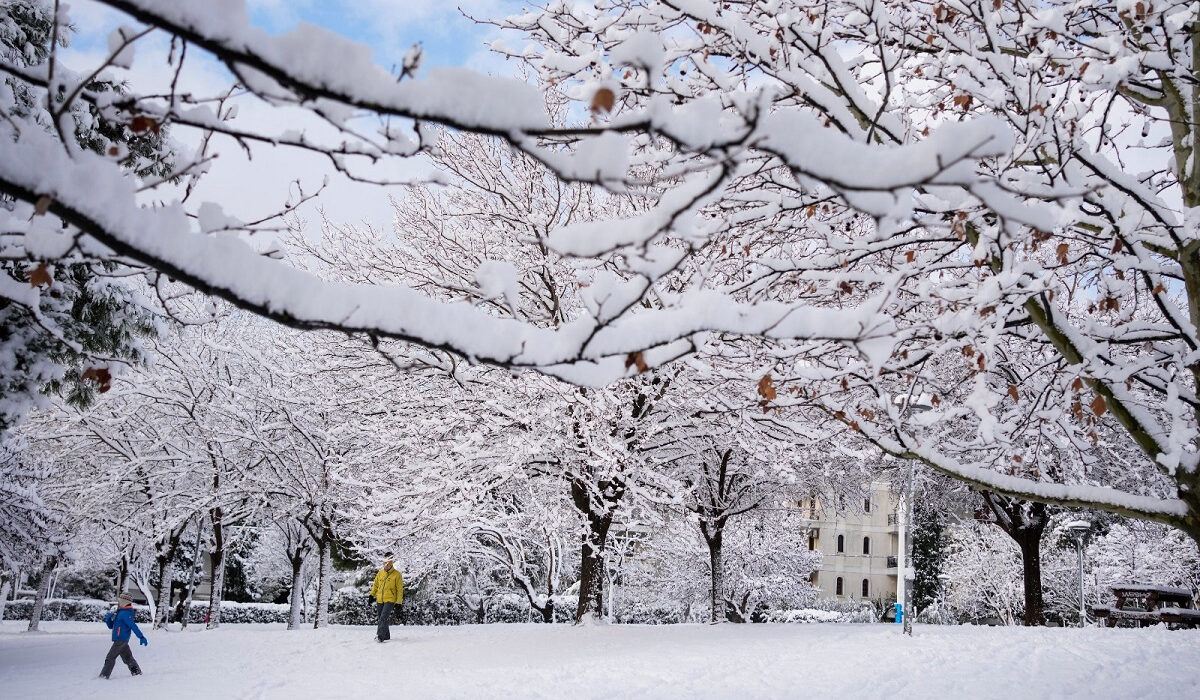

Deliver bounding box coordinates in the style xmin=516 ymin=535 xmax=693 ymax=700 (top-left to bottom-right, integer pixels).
xmin=0 ymin=598 xmax=144 ymax=623
xmin=2 ymin=595 xmax=880 ymax=626
xmin=0 ymin=598 xmax=290 ymax=624
xmin=179 ymin=601 xmax=291 ymax=625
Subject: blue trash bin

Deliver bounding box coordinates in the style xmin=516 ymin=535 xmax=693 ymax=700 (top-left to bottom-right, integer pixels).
xmin=894 ymin=602 xmax=903 ymax=624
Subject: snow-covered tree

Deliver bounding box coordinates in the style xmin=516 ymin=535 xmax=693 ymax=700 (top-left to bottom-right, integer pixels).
xmin=0 ymin=436 xmax=55 ymax=572
xmin=498 ymin=0 xmax=1200 ymax=542
xmin=721 ymin=507 xmax=821 ymax=621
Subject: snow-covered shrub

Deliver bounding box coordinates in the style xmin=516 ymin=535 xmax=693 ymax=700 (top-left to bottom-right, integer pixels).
xmin=181 ymin=601 xmax=290 ymax=624
xmin=763 ymin=608 xmax=845 ymax=624
xmin=915 ymin=604 xmax=959 ymax=625
xmin=614 ymin=598 xmax=688 ymax=625
xmin=487 ymin=594 xmax=530 ymax=623
xmin=1 ymin=598 xmax=147 ymax=622
xmin=808 ymin=597 xmax=879 ymax=623
xmin=329 ymin=587 xmax=375 ymax=626
xmin=398 ymin=594 xmax=475 ymax=626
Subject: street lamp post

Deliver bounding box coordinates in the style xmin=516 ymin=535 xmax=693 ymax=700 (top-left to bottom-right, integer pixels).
xmin=1066 ymin=521 xmax=1091 ymax=627
xmin=894 ymin=394 xmax=933 ymax=637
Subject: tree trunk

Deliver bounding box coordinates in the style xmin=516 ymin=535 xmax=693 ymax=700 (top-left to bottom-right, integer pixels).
xmin=206 ymin=510 xmax=226 ymax=630
xmin=153 ymin=561 xmax=173 ymax=630
xmin=705 ymin=529 xmax=725 ymax=624
xmin=26 ymin=557 xmax=55 ymax=632
xmin=287 ymin=551 xmax=304 ymax=630
xmin=574 ymin=514 xmax=612 ymax=624
xmin=153 ymin=529 xmax=184 ymax=629
xmin=1015 ymin=530 xmax=1045 ymax=626
xmin=180 ymin=520 xmax=204 ymax=630
xmin=0 ymin=578 xmax=10 ymax=623
xmin=982 ymin=493 xmax=1048 ymax=626
xmin=116 ymin=556 xmax=128 ymax=595
xmin=313 ymin=533 xmax=332 ymax=629
xmin=541 ymin=571 xmax=555 ymax=624
xmin=545 ymin=542 xmax=557 ymax=624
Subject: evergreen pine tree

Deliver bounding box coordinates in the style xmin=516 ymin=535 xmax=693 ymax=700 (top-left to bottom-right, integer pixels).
xmin=911 ymin=500 xmax=947 ymax=613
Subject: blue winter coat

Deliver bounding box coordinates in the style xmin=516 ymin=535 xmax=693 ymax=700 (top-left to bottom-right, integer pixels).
xmin=104 ymin=607 xmax=145 ymax=643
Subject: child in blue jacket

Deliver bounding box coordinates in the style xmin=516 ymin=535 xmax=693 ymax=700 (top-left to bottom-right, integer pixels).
xmin=100 ymin=593 xmax=147 ymax=678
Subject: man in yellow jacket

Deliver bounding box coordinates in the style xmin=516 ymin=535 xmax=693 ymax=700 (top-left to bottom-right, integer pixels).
xmin=370 ymin=553 xmax=404 ymax=642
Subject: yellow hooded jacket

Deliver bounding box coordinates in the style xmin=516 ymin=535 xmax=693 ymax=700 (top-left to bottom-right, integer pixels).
xmin=371 ymin=567 xmax=404 ymax=604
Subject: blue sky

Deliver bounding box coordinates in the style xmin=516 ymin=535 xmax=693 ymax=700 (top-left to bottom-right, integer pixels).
xmin=58 ymin=0 xmax=532 ymax=228
xmin=244 ymin=0 xmax=525 ymax=72
xmin=66 ymin=1 xmax=527 ymax=72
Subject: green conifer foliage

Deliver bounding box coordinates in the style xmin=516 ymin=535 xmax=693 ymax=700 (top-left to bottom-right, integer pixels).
xmin=911 ymin=501 xmax=947 ymax=612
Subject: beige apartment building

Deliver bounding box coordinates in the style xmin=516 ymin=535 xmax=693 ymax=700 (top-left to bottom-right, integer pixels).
xmin=800 ymin=481 xmax=903 ymax=609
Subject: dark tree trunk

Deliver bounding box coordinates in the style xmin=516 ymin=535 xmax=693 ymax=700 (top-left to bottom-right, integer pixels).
xmin=542 ymin=541 xmax=556 ymax=623
xmin=287 ymin=549 xmax=305 ymax=630
xmin=179 ymin=521 xmax=204 ymax=630
xmin=153 ymin=529 xmax=184 ymax=629
xmin=312 ymin=528 xmax=332 ymax=629
xmin=574 ymin=513 xmax=612 ymax=623
xmin=207 ymin=506 xmax=226 ymax=630
xmin=568 ymin=463 xmax=625 ymax=624
xmin=116 ymin=555 xmax=129 ymax=595
xmin=981 ymin=492 xmax=1049 ymax=626
xmin=27 ymin=557 xmax=56 ymax=632
xmin=1015 ymin=530 xmax=1045 ymax=626
xmin=703 ymin=527 xmax=725 ymax=624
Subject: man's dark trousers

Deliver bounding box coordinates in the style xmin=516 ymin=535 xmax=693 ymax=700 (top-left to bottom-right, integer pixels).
xmin=376 ymin=602 xmax=395 ymax=641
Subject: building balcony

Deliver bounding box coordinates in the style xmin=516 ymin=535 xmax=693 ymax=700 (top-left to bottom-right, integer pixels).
xmin=886 ymin=555 xmax=898 ymax=570
xmin=887 ymin=513 xmax=899 ymax=527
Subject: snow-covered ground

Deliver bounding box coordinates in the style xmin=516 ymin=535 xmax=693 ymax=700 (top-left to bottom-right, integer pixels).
xmin=2 ymin=621 xmax=1196 ymax=699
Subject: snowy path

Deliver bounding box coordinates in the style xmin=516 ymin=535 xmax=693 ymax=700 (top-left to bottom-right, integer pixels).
xmin=1 ymin=622 xmax=1196 ymax=699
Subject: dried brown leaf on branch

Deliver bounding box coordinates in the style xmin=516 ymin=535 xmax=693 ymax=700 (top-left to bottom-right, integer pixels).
xmin=1090 ymin=394 xmax=1107 ymax=417
xmin=590 ymin=88 xmax=615 ymax=114
xmin=1007 ymin=384 xmax=1019 ymax=402
xmin=624 ymin=351 xmax=648 ymax=373
xmin=129 ymin=116 xmax=160 ymax=134
xmin=81 ymin=367 xmax=113 ymax=393
xmin=28 ymin=263 xmax=53 ymax=287
xmin=757 ymin=374 xmax=777 ymax=401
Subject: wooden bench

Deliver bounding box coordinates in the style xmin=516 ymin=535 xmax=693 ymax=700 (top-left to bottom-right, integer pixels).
xmin=1091 ymin=584 xmax=1199 ymax=629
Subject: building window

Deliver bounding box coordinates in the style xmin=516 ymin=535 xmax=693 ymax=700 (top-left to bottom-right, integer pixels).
xmin=864 ymin=496 xmax=871 ymax=513
xmin=836 ymin=577 xmax=844 ymax=596
xmin=809 ymin=572 xmax=818 ymax=585
xmin=837 ymin=535 xmax=844 ymax=553
xmin=807 ymin=533 xmax=816 ymax=551
xmin=863 ymin=536 xmax=871 ymax=555
xmin=862 ymin=579 xmax=870 ymax=597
